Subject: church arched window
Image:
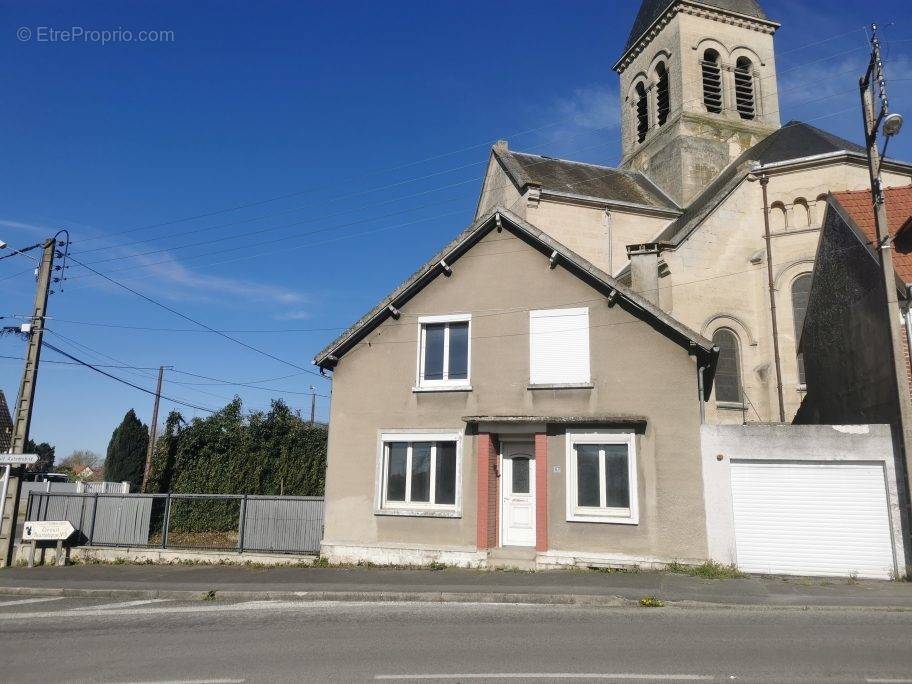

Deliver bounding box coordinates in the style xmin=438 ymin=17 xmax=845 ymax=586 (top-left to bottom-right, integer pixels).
xmin=635 ymin=82 xmax=649 ymax=143
xmin=770 ymin=202 xmax=788 ymax=231
xmin=712 ymin=328 xmax=742 ymax=403
xmin=793 ymin=198 xmax=811 ymax=228
xmin=701 ymin=49 xmax=723 ymax=114
xmin=791 ymin=273 xmax=813 ymax=385
xmin=734 ymin=57 xmax=755 ymax=120
xmin=655 ymin=62 xmax=670 ymax=127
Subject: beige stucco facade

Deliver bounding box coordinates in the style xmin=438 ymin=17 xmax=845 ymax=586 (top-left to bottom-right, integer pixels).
xmin=321 ymin=226 xmax=710 ymax=567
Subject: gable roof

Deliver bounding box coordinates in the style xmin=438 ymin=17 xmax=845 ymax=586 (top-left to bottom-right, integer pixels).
xmin=313 ymin=207 xmax=717 ymax=392
xmin=653 ymin=121 xmax=869 ymax=247
xmin=493 ymin=147 xmax=680 ymax=212
xmin=831 ymin=185 xmax=912 ymax=284
xmin=623 ymin=0 xmax=773 ymax=57
xmin=0 ymin=390 xmax=12 ymax=453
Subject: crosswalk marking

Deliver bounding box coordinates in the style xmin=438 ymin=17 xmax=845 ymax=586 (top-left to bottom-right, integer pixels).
xmin=0 ymin=596 xmax=65 ymax=607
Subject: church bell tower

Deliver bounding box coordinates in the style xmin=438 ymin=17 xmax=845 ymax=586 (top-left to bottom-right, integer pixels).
xmin=615 ymin=0 xmax=781 ymax=207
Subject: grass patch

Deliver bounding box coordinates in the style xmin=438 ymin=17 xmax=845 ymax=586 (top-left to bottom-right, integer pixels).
xmin=665 ymin=560 xmax=744 ymax=580
xmin=203 ymin=590 xmax=217 ymax=601
xmin=639 ymin=595 xmax=665 ymax=608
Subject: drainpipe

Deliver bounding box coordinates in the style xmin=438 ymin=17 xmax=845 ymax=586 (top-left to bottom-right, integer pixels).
xmin=905 ymin=286 xmax=912 ymax=376
xmin=605 ymin=209 xmax=613 ymax=275
xmin=697 ymin=364 xmax=706 ymax=424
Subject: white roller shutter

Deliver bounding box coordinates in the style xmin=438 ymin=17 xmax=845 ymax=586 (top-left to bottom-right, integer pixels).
xmin=529 ymin=308 xmax=590 ymax=385
xmin=730 ymin=461 xmax=896 ymax=579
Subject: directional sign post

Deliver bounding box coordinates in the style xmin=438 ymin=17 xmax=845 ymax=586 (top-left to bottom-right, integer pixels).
xmin=22 ymin=520 xmax=75 ymax=568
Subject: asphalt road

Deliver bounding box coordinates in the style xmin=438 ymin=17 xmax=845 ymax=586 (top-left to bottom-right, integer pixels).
xmin=1 ymin=597 xmax=911 ymax=683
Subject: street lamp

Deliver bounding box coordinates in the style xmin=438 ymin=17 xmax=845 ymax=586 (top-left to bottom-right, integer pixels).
xmin=883 ymin=112 xmax=904 ymax=139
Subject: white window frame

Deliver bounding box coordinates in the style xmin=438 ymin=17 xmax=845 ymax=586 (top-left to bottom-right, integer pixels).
xmin=565 ymin=430 xmax=638 ymax=524
xmin=375 ymin=430 xmax=462 ymax=517
xmin=415 ymin=314 xmax=472 ymax=390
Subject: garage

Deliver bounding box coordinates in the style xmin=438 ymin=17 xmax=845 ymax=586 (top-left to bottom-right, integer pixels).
xmin=729 ymin=461 xmax=897 ymax=579
xmin=702 ymin=424 xmax=905 ymax=581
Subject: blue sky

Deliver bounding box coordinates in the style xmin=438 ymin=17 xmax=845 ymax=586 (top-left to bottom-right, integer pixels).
xmin=2 ymin=0 xmax=911 ymax=461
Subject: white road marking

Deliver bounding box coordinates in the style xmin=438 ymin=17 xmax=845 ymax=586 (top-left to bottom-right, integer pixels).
xmin=109 ymin=679 xmax=245 ymax=684
xmin=0 ymin=596 xmax=65 ymax=607
xmin=867 ymin=680 xmax=912 ymax=683
xmin=70 ymin=599 xmax=171 ymax=611
xmin=375 ymin=675 xmax=716 ymax=681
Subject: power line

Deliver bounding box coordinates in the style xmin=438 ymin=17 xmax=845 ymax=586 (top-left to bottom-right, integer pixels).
xmin=41 ymin=341 xmax=216 ymax=413
xmin=65 ymin=255 xmax=329 ymax=380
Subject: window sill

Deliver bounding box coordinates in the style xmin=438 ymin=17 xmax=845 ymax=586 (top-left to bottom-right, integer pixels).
xmin=567 ymin=513 xmax=638 ymax=525
xmin=796 ymin=384 xmax=807 ymax=393
xmin=716 ymin=401 xmax=748 ymax=411
xmin=412 ymin=385 xmax=472 ymax=393
xmin=528 ymin=383 xmax=594 ymax=391
xmin=375 ymin=507 xmax=461 ymax=519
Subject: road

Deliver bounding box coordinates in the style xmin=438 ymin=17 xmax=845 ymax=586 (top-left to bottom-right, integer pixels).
xmin=0 ymin=596 xmax=911 ymax=682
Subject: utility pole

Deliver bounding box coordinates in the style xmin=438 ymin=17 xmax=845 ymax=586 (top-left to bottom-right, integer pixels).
xmin=747 ymin=165 xmax=786 ymax=423
xmin=860 ymin=24 xmax=912 ymax=516
xmin=141 ymin=365 xmax=170 ymax=493
xmin=309 ymin=385 xmax=316 ymax=424
xmin=0 ymin=238 xmax=56 ymax=567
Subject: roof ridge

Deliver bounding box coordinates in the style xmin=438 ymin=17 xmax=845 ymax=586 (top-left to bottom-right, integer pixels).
xmin=508 ymin=149 xmax=625 ymax=174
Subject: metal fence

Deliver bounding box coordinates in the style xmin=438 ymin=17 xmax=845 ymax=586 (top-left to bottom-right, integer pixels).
xmin=25 ymin=492 xmax=325 ymax=554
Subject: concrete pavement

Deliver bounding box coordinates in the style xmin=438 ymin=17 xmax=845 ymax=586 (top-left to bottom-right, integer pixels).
xmin=1 ymin=596 xmax=911 ymax=682
xmin=2 ymin=563 xmax=912 ymax=610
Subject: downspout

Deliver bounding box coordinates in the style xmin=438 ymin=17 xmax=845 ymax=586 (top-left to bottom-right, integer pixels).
xmin=697 ymin=364 xmax=706 ymax=424
xmin=605 ymin=208 xmax=613 ymax=275
xmin=905 ymin=286 xmax=912 ymax=373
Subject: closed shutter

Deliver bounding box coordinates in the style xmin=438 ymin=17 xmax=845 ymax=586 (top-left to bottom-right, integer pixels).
xmin=529 ymin=308 xmax=590 ymax=385
xmin=730 ymin=461 xmax=895 ymax=579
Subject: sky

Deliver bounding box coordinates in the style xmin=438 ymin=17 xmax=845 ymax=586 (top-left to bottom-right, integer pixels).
xmin=2 ymin=0 xmax=911 ymax=461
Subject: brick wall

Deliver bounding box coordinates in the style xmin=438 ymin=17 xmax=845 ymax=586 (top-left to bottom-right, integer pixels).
xmin=476 ymin=433 xmax=499 ymax=549
xmin=534 ymin=433 xmax=548 ymax=552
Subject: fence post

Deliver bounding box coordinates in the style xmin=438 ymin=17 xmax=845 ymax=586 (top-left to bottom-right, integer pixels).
xmin=24 ymin=491 xmax=33 ymax=523
xmin=237 ymin=494 xmax=248 ymax=554
xmin=162 ymin=493 xmax=171 ymax=548
xmin=88 ymin=494 xmax=99 ymax=546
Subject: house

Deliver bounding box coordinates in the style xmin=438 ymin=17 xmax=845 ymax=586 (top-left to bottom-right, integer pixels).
xmin=0 ymin=390 xmax=12 ymax=453
xmin=313 ymin=0 xmax=911 ymax=576
xmin=315 ymin=208 xmax=719 ymax=568
xmin=796 ymin=185 xmax=912 ymax=434
xmin=475 ymin=1 xmax=912 ymax=425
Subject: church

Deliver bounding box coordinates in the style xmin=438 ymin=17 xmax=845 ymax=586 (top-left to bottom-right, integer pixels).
xmin=475 ymin=0 xmax=912 ymax=425
xmin=313 ymin=0 xmax=911 ymax=576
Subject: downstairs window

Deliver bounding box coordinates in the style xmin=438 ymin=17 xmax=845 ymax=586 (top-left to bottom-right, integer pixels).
xmin=566 ymin=431 xmax=638 ymax=524
xmin=379 ymin=433 xmax=460 ymax=514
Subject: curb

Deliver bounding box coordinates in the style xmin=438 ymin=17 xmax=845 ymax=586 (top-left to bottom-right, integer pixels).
xmin=2 ymin=585 xmax=912 ymax=611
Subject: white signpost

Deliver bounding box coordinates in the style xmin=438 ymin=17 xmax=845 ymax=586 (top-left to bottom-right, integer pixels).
xmin=22 ymin=520 xmax=75 ymax=567
xmin=0 ymin=455 xmax=41 ymax=564
xmin=23 ymin=521 xmax=74 ymax=541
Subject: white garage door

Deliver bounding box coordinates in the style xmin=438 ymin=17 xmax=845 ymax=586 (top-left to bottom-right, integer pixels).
xmin=730 ymin=461 xmax=896 ymax=579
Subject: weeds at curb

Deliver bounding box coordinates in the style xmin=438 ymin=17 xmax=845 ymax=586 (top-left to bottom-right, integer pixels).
xmin=666 ymin=560 xmax=744 ymax=580
xmin=203 ymin=590 xmax=217 ymax=601
xmin=639 ymin=596 xmax=665 ymax=608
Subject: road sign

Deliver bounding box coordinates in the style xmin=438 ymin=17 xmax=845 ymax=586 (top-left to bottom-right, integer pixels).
xmin=22 ymin=521 xmax=75 ymax=541
xmin=0 ymin=454 xmax=38 ymax=466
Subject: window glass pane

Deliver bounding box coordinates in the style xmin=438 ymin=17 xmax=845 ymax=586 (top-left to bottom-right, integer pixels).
xmin=386 ymin=443 xmax=408 ymax=502
xmin=575 ymin=444 xmax=600 ymax=507
xmin=604 ymin=444 xmax=630 ymax=509
xmin=434 ymin=442 xmax=457 ymax=505
xmin=447 ymin=322 xmax=469 ymax=380
xmin=410 ymin=442 xmax=432 ymax=502
xmin=423 ymin=324 xmax=445 ymax=381
xmin=511 ymin=457 xmax=530 ymax=494
xmin=791 ymin=274 xmax=812 ymax=385
xmin=712 ymin=329 xmax=741 ymax=403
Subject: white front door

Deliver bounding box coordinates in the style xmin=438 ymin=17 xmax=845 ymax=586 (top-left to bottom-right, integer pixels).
xmin=501 ymin=442 xmax=535 ymax=547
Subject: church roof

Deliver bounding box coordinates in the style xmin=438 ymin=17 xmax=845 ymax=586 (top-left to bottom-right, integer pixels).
xmin=624 ymin=0 xmax=772 ymax=55
xmin=493 ymin=148 xmax=680 ymax=212
xmin=654 ymin=121 xmax=868 ymax=246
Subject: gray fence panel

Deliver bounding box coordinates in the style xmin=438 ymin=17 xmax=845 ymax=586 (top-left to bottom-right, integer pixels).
xmin=91 ymin=497 xmax=153 ymax=546
xmin=242 ymin=497 xmax=324 ymax=553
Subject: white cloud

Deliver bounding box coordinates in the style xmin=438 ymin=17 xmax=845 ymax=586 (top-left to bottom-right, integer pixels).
xmin=0 ymin=219 xmax=50 ymax=236
xmin=538 ymin=84 xmax=621 ymax=161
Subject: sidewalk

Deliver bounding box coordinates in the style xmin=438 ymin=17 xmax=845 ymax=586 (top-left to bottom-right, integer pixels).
xmin=2 ymin=563 xmax=912 ymax=610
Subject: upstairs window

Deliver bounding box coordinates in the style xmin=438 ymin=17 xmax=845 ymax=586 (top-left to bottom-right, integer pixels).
xmin=701 ymin=49 xmax=723 ymax=114
xmin=635 ymin=82 xmax=649 ymax=143
xmin=734 ymin=57 xmax=756 ymax=120
xmin=712 ymin=328 xmax=742 ymax=403
xmin=791 ymin=274 xmax=812 ymax=386
xmin=655 ymin=62 xmax=670 ymax=126
xmin=529 ymin=308 xmax=590 ymax=386
xmin=417 ymin=315 xmax=470 ymax=389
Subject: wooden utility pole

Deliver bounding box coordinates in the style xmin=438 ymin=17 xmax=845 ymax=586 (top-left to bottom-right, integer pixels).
xmin=860 ymin=25 xmax=912 ymax=514
xmin=0 ymin=238 xmax=56 ymax=567
xmin=141 ymin=365 xmax=169 ymax=493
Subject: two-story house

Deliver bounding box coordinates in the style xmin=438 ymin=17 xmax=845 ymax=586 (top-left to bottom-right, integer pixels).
xmin=315 ymin=208 xmax=718 ymax=568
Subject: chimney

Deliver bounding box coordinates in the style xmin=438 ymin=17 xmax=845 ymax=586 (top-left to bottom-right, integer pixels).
xmin=626 ymin=242 xmax=668 ymax=306
xmin=494 ymin=140 xmax=508 ymax=152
